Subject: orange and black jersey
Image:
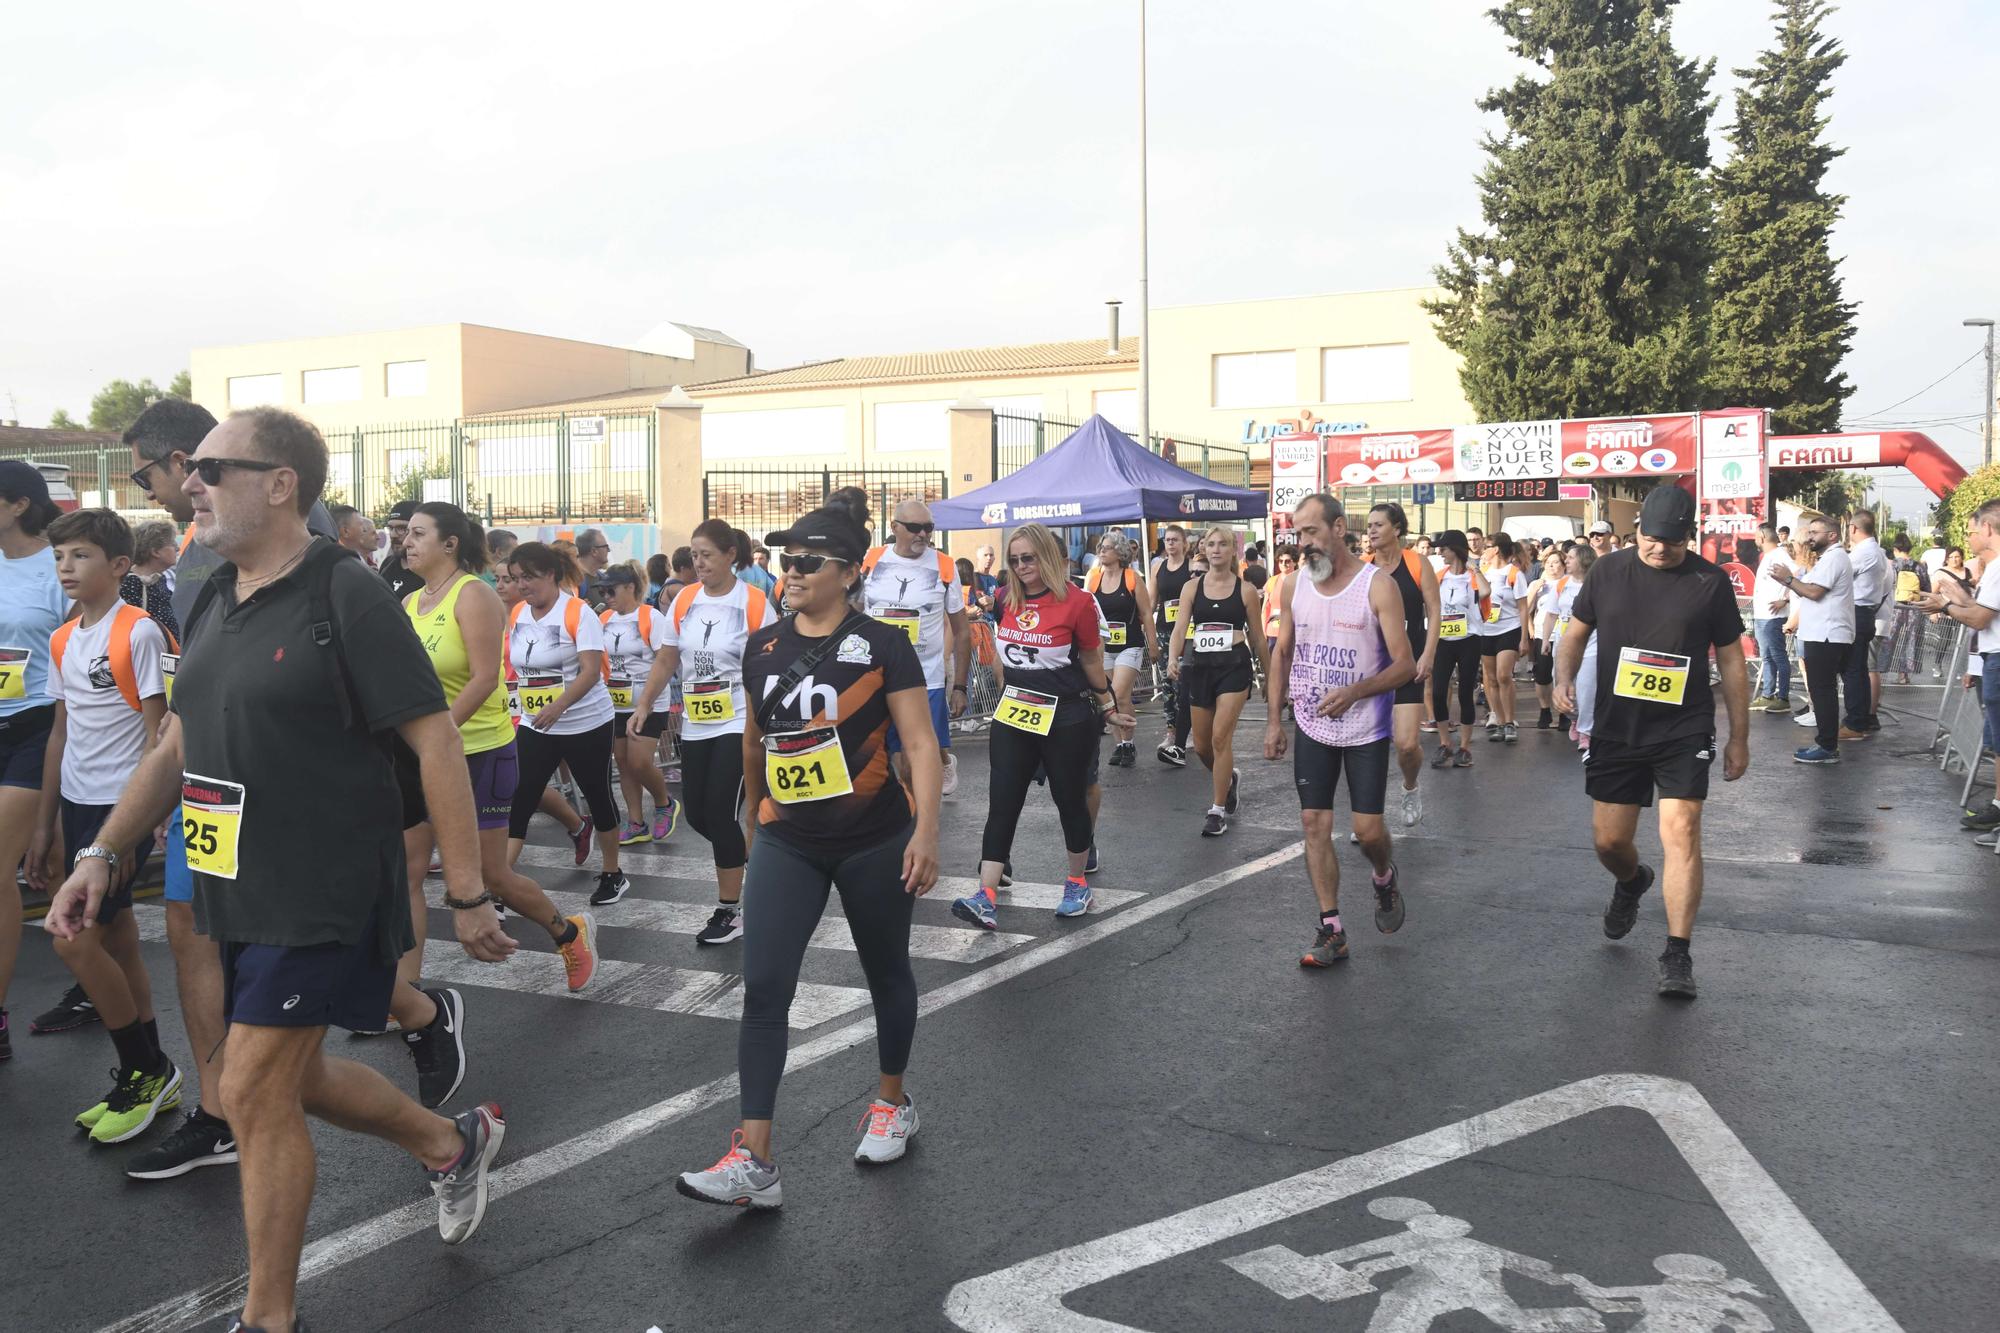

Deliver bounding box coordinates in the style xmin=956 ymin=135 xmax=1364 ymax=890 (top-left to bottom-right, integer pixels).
xmin=743 ymin=615 xmax=926 ymax=853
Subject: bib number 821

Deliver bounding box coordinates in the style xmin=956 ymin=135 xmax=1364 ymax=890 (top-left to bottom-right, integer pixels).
xmin=773 ymin=760 xmax=828 ymax=792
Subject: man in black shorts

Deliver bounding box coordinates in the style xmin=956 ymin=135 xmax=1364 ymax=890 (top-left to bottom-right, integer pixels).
xmin=1554 ymin=486 xmax=1749 ymax=1000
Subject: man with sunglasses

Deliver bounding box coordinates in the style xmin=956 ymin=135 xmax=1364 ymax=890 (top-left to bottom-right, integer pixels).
xmin=573 ymin=527 xmax=613 ymax=610
xmin=859 ymin=500 xmax=971 ymax=797
xmin=377 ymin=500 xmax=424 ymax=600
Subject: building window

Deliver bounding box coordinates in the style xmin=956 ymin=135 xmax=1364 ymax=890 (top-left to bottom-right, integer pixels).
xmin=227 ymin=373 xmax=283 ymax=409
xmin=1321 ymin=344 xmax=1411 ymax=404
xmin=1093 ymin=388 xmax=1138 ymax=430
xmin=385 ymin=360 xmax=429 ymax=398
xmin=1211 ymin=351 xmax=1295 ymax=409
xmin=302 ymin=366 xmax=362 ymax=404
xmin=873 ymin=400 xmax=951 ymax=455
xmin=703 ymin=406 xmax=846 ymax=460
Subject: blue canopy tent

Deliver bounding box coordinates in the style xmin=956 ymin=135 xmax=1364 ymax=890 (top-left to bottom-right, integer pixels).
xmin=929 ymin=415 xmax=1267 ymax=530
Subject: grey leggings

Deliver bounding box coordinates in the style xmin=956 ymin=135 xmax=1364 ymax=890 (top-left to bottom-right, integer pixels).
xmin=739 ymin=822 xmax=917 ymax=1121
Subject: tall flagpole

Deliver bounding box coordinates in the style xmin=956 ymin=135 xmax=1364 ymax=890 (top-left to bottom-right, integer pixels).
xmin=1137 ymin=0 xmax=1150 ymax=456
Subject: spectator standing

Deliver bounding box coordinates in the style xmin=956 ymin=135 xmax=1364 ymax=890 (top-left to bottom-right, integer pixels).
xmin=1879 ymin=536 xmax=1930 ymax=685
xmin=1749 ymin=525 xmax=1794 ymax=712
xmin=1774 ymin=515 xmax=1855 ymax=762
xmin=1843 ymin=512 xmax=1888 ymax=732
xmin=572 ymin=527 xmax=614 ymax=608
xmin=1917 ymin=501 xmax=2000 ymax=837
xmin=330 ymin=505 xmax=376 ymax=566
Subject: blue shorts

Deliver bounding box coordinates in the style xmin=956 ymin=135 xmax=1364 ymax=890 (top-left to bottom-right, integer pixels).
xmin=220 ymin=911 xmax=397 ymax=1031
xmin=0 ymin=705 xmax=53 ymax=790
xmin=60 ymin=799 xmax=153 ymax=923
xmin=164 ymin=809 xmax=194 ymax=904
xmin=886 ymin=686 xmax=952 ymax=755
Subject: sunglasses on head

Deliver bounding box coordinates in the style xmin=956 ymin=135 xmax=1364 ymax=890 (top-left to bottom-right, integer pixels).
xmin=187 ymin=456 xmax=285 ymax=486
xmin=895 ymin=520 xmax=935 ymax=534
xmin=778 ymin=552 xmax=849 ymax=576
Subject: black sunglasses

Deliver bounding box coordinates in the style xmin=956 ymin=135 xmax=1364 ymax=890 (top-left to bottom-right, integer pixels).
xmin=1007 ymin=552 xmax=1039 ymax=566
xmin=188 ymin=456 xmax=286 ymax=486
xmin=778 ymin=552 xmax=850 ymax=576
xmin=128 ymin=456 xmax=173 ymax=491
xmin=895 ymin=520 xmax=935 ymax=534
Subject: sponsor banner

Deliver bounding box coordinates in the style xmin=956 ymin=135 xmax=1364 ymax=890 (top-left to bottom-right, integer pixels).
xmin=1323 ymin=429 xmax=1454 ymax=487
xmin=1558 ymin=413 xmax=1697 ymax=478
xmin=1456 ymin=419 xmax=1560 ymax=481
xmin=1269 ymin=435 xmax=1321 ymax=515
xmin=1697 ymin=410 xmax=1767 ymax=571
xmin=1558 ymin=484 xmax=1594 ymax=500
xmin=1769 ymin=434 xmax=1882 ymax=470
xmin=1701 ymin=455 xmax=1763 ymax=500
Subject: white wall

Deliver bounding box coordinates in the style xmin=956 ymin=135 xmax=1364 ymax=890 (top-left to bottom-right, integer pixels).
xmin=703 ymin=406 xmax=847 ymax=460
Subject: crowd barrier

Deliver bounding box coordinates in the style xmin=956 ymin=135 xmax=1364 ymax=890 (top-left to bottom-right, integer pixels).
xmin=1927 ymin=622 xmax=1990 ymax=810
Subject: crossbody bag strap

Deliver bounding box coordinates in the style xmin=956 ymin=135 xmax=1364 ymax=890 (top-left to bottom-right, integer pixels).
xmin=753 ymin=611 xmax=867 ymax=734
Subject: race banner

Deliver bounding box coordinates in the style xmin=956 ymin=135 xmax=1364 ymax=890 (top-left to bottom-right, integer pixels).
xmin=1696 ymin=410 xmax=1768 ymax=573
xmin=1323 ymin=429 xmax=1454 ymax=487
xmin=1558 ymin=413 xmax=1698 ymax=479
xmin=1454 ymin=419 xmax=1560 ymax=482
xmin=1268 ymin=434 xmax=1322 ymax=551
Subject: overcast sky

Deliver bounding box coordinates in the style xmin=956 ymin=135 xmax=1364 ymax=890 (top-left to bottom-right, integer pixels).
xmin=2 ymin=0 xmax=1992 ymax=516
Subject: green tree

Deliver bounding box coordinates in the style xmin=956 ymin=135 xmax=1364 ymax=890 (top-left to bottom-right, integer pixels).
xmin=169 ymin=370 xmax=192 ymax=400
xmin=1937 ymin=464 xmax=2000 ymax=552
xmin=1429 ymin=0 xmax=1717 ymax=420
xmin=87 ymin=377 xmax=167 ymax=433
xmin=47 ymin=408 xmax=81 ymax=430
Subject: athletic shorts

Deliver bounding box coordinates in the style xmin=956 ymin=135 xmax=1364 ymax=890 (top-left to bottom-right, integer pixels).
xmin=1478 ymin=632 xmax=1517 ymax=658
xmin=1584 ymin=733 xmax=1715 ymax=807
xmin=0 ymin=705 xmax=54 ymax=790
xmin=1393 ymin=678 xmax=1425 ymax=706
xmin=1293 ymin=731 xmax=1391 ymax=815
xmin=60 ymin=798 xmax=153 ymax=923
xmin=163 ymin=809 xmax=194 ymax=904
xmin=1107 ymin=645 xmax=1145 ymax=673
xmin=220 ymin=911 xmax=397 ymax=1031
xmin=613 ymin=711 xmax=671 ymax=740
xmin=887 ymin=686 xmax=952 ymax=754
xmin=1181 ymin=655 xmax=1253 ymax=710
xmin=1532 ymin=648 xmax=1554 ymax=686
xmin=401 ymin=742 xmax=521 ymax=831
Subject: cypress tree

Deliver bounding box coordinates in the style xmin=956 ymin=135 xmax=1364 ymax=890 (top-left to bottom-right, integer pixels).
xmin=1429 ymin=0 xmax=1717 ymax=420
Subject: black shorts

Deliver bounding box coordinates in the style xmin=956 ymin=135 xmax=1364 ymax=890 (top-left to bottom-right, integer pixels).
xmin=60 ymin=798 xmax=153 ymax=924
xmin=1393 ymin=679 xmax=1425 ymax=706
xmin=0 ymin=705 xmax=54 ymax=790
xmin=1293 ymin=731 xmax=1391 ymax=815
xmin=1584 ymin=733 xmax=1715 ymax=807
xmin=1182 ymin=655 xmax=1253 ymax=709
xmin=613 ymin=711 xmax=671 ymax=740
xmin=1532 ymin=648 xmax=1554 ymax=686
xmin=220 ymin=910 xmax=398 ymax=1031
xmin=1478 ymin=633 xmax=1516 ymax=658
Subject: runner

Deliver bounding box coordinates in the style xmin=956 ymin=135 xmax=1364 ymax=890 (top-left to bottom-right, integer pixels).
xmin=1425 ymin=531 xmax=1487 ymax=770
xmin=1149 ymin=524 xmax=1196 ymax=765
xmin=1553 ymin=487 xmax=1750 ymax=999
xmin=1521 ymin=544 xmax=1573 ymax=728
xmin=630 ymin=519 xmax=777 ymax=944
xmin=46 ymin=407 xmax=511 ymax=1332
xmin=599 ymin=562 xmax=681 ymax=846
xmin=1477 ymin=533 xmax=1528 ymax=741
xmin=1087 ymin=531 xmax=1157 ymax=767
xmin=503 ymin=541 xmax=630 ymax=906
xmin=675 ymin=506 xmax=939 ymax=1208
xmin=1264 ymin=494 xmax=1415 ymax=966
xmin=951 ymin=523 xmax=1131 ymax=928
xmin=1167 ymin=527 xmax=1269 ymax=836
xmin=859 ymin=500 xmax=970 ymax=796
xmin=1367 ymin=503 xmax=1438 ymax=825
xmin=0 ymin=461 xmax=67 ymax=1064
xmin=1548 ymin=542 xmax=1595 ymax=733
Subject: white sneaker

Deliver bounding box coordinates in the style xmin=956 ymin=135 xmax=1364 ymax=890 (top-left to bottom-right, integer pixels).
xmin=1401 ymin=784 xmax=1423 ymax=828
xmin=1793 ymin=710 xmax=1817 ymax=728
xmin=854 ymin=1095 xmax=918 ymax=1164
xmin=940 ymin=751 xmax=959 ymax=797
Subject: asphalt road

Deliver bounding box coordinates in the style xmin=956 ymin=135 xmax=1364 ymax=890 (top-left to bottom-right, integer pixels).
xmin=1 ymin=681 xmax=1993 ymax=1333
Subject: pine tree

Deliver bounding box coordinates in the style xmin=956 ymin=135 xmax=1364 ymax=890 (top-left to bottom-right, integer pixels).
xmin=1707 ymin=0 xmax=1855 ymax=436
xmin=1429 ymin=0 xmax=1717 ymax=420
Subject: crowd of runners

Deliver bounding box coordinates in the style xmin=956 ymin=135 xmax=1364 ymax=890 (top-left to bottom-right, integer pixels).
xmin=0 ymin=399 xmax=1899 ymax=1333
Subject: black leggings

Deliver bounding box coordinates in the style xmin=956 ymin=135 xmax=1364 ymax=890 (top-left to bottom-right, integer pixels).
xmin=739 ymin=823 xmax=916 ymax=1121
xmin=682 ymin=735 xmax=747 ymax=870
xmin=982 ymin=718 xmax=1098 ymax=862
xmin=509 ymin=722 xmax=620 ymax=838
xmin=1431 ymin=638 xmax=1481 ymax=729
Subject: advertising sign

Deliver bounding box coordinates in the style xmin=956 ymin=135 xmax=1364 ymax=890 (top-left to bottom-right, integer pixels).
xmin=1323 ymin=429 xmax=1454 ymax=487
xmin=1769 ymin=434 xmax=1881 ymax=470
xmin=1557 ymin=414 xmax=1698 ymax=479
xmin=1268 ymin=435 xmax=1322 ymax=551
xmin=1696 ymin=411 xmax=1768 ymax=570
xmin=1455 ymin=420 xmax=1560 ymax=481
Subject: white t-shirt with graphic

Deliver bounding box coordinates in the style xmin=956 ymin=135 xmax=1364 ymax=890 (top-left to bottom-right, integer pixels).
xmin=601 ymin=609 xmax=672 ymax=714
xmin=662 ymin=580 xmax=779 ymax=741
xmin=861 ymin=546 xmax=965 ymax=690
xmin=508 ymin=592 xmax=615 ymax=735
xmin=52 ymin=609 xmax=166 ymax=804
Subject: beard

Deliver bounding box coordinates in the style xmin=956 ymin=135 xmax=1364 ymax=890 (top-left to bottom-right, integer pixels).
xmin=1300 ymin=547 xmax=1333 ymax=581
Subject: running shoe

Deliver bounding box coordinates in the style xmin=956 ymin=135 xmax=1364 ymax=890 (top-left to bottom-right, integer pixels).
xmin=1502 ymin=722 xmax=1519 ymax=743
xmin=941 ymin=751 xmax=959 ymax=796
xmin=1656 ymin=950 xmax=1698 ymax=999
xmin=1300 ymin=927 xmax=1349 ymax=967
xmin=1793 ymin=745 xmax=1840 ymax=764
xmin=1083 ymin=844 xmax=1101 ymax=874
xmin=430 ymin=1103 xmax=507 ymax=1244
xmin=1401 ymin=785 xmax=1423 ymax=828
xmin=1836 ymin=726 xmax=1869 ymax=743
xmin=558 ymin=913 xmax=598 ymax=991
xmin=1429 ymin=745 xmax=1453 ymax=769
xmin=1201 ymin=810 xmax=1228 ymax=837
xmin=1486 ymin=722 xmax=1502 ymax=741
xmin=855 ymin=1096 xmax=919 ymax=1164
xmin=228 ymin=1316 xmax=310 ymax=1332
xmin=1603 ymin=864 xmax=1653 ymax=940
xmin=1419 ymin=719 xmax=1437 ymax=734
xmin=76 ymin=1069 xmax=119 ymax=1132
xmin=951 ymin=890 xmax=998 ymax=931
xmin=31 ymin=982 xmax=100 ymax=1034
xmin=676 ymin=1129 xmax=782 ymax=1209
xmin=569 ymin=818 xmax=593 ymax=866
xmin=1055 ymin=876 xmax=1093 ymax=918
xmin=1538 ymin=708 xmax=1553 ymax=729
xmin=1973 ymin=830 xmax=1999 ymax=849
xmin=1965 ymin=804 xmax=2000 ymax=832
xmin=1373 ymin=865 xmax=1405 ymax=933
xmin=664 ymin=764 xmax=683 ymax=785
xmin=617 ymin=818 xmax=652 ymax=846
xmin=1792 ymin=709 xmax=1817 ymax=728
xmin=90 ymin=1062 xmax=183 ymax=1144
xmin=1157 ymin=741 xmax=1187 ymax=767
xmin=589 ymin=871 xmax=631 ymax=906
xmin=348 ymin=1016 xmax=404 ymax=1039
xmin=1452 ymin=748 xmax=1474 ymax=768
xmin=696 ymin=904 xmax=743 ymax=945
xmin=405 ymin=988 xmax=467 ymax=1110
xmin=126 ymin=1108 xmax=238 ymax=1180
xmin=998 ymin=861 xmax=1014 ymax=888
xmin=1225 ymin=769 xmax=1240 ymax=814
xmin=652 ymin=794 xmax=681 ymax=841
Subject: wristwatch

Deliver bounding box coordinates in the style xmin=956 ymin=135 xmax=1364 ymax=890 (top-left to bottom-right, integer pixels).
xmin=951 ymin=684 xmax=967 ymax=694
xmin=73 ymin=844 xmax=119 ymax=875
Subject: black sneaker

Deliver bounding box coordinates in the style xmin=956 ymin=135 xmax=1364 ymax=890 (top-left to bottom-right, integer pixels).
xmin=1201 ymin=810 xmax=1227 ymax=837
xmin=1962 ymin=805 xmax=2000 ymax=832
xmin=1156 ymin=741 xmax=1187 ymax=767
xmin=1225 ymin=769 xmax=1240 ymax=814
xmin=126 ymin=1107 xmax=239 ymax=1180
xmin=1657 ymin=949 xmax=1697 ymax=999
xmin=696 ymin=905 xmax=743 ymax=945
xmin=404 ymin=988 xmax=466 ymax=1110
xmin=30 ymin=982 xmax=100 ymax=1034
xmin=1300 ymin=927 xmax=1349 ymax=967
xmin=588 ymin=872 xmax=631 ymax=906
xmin=1372 ymin=865 xmax=1405 ymax=934
xmin=998 ymin=861 xmax=1014 ymax=887
xmin=1603 ymin=865 xmax=1654 ymax=940
xmin=1084 ymin=845 xmax=1101 ymax=874
xmin=1537 ymin=708 xmax=1553 ymax=729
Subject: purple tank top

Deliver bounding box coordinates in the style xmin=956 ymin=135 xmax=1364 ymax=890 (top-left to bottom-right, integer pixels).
xmin=1289 ymin=563 xmax=1392 ymax=747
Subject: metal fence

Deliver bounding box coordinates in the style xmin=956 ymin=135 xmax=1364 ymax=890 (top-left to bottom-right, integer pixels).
xmin=991 ymin=413 xmax=1253 ymax=486
xmin=1 ymin=442 xmax=155 ymax=512
xmin=701 ymin=467 xmax=950 ymax=540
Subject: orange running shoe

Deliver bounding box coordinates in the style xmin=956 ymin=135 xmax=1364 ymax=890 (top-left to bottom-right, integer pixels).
xmin=558 ymin=912 xmax=598 ymax=991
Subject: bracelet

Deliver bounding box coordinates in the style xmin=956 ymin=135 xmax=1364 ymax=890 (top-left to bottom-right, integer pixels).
xmin=443 ymin=891 xmax=497 ymax=910
xmin=951 ymin=683 xmax=967 ymax=694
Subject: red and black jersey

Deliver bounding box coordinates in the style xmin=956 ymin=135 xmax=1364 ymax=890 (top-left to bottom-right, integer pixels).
xmin=996 ymin=587 xmax=1102 ymax=728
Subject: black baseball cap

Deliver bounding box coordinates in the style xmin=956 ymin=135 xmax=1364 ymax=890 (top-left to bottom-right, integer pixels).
xmin=765 ymin=507 xmax=866 ymax=563
xmin=0 ymin=460 xmax=54 ymax=509
xmin=1639 ymin=486 xmax=1697 ymax=542
xmin=385 ymin=500 xmax=418 ymax=522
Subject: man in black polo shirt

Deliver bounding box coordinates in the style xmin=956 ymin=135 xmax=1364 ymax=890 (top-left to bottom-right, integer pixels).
xmin=46 ymin=407 xmax=515 ymax=1333
xmin=1554 ymin=486 xmax=1750 ymax=1000
xmin=376 ymin=499 xmax=424 ymax=599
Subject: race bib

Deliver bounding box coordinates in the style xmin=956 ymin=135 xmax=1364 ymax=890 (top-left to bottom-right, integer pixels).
xmin=161 ymin=653 xmax=178 ymax=705
xmin=764 ymin=727 xmax=854 ymax=804
xmin=995 ymin=685 xmax=1057 ymax=736
xmin=1439 ymin=615 xmax=1468 ymax=641
xmin=876 ymin=609 xmax=921 ymax=645
xmin=519 ymin=672 xmax=563 ymax=717
xmin=0 ymin=647 xmax=28 ymax=700
xmin=1191 ymin=624 xmax=1233 ymax=655
xmin=1105 ymin=625 xmax=1128 ymax=648
xmin=686 ymin=678 xmax=736 ymax=724
xmin=506 ymin=682 xmax=523 ymax=723
xmin=180 ymin=773 xmax=244 ymax=881
xmin=607 ymin=676 xmax=634 ymax=711
xmin=1484 ymin=605 xmax=1501 ymax=624
xmin=1164 ymin=602 xmax=1179 ymax=623
xmin=1613 ymin=647 xmax=1691 ymax=706
xmin=1555 ymin=617 xmax=1571 ymax=639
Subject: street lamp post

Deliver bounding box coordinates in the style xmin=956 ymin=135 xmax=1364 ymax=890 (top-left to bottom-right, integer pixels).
xmin=1136 ymin=0 xmax=1150 ymax=456
xmin=1968 ymin=318 xmax=1996 ymax=468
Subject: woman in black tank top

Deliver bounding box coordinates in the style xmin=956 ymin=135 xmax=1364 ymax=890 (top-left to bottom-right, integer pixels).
xmin=1166 ymin=528 xmax=1270 ymax=837
xmin=1092 ymin=534 xmax=1158 ymax=767
xmin=1150 ymin=525 xmax=1197 ymax=761
xmin=1367 ymin=502 xmax=1439 ymax=829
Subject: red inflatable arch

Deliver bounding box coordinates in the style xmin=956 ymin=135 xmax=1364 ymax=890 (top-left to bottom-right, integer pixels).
xmin=1767 ymin=431 xmax=1964 ymax=499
